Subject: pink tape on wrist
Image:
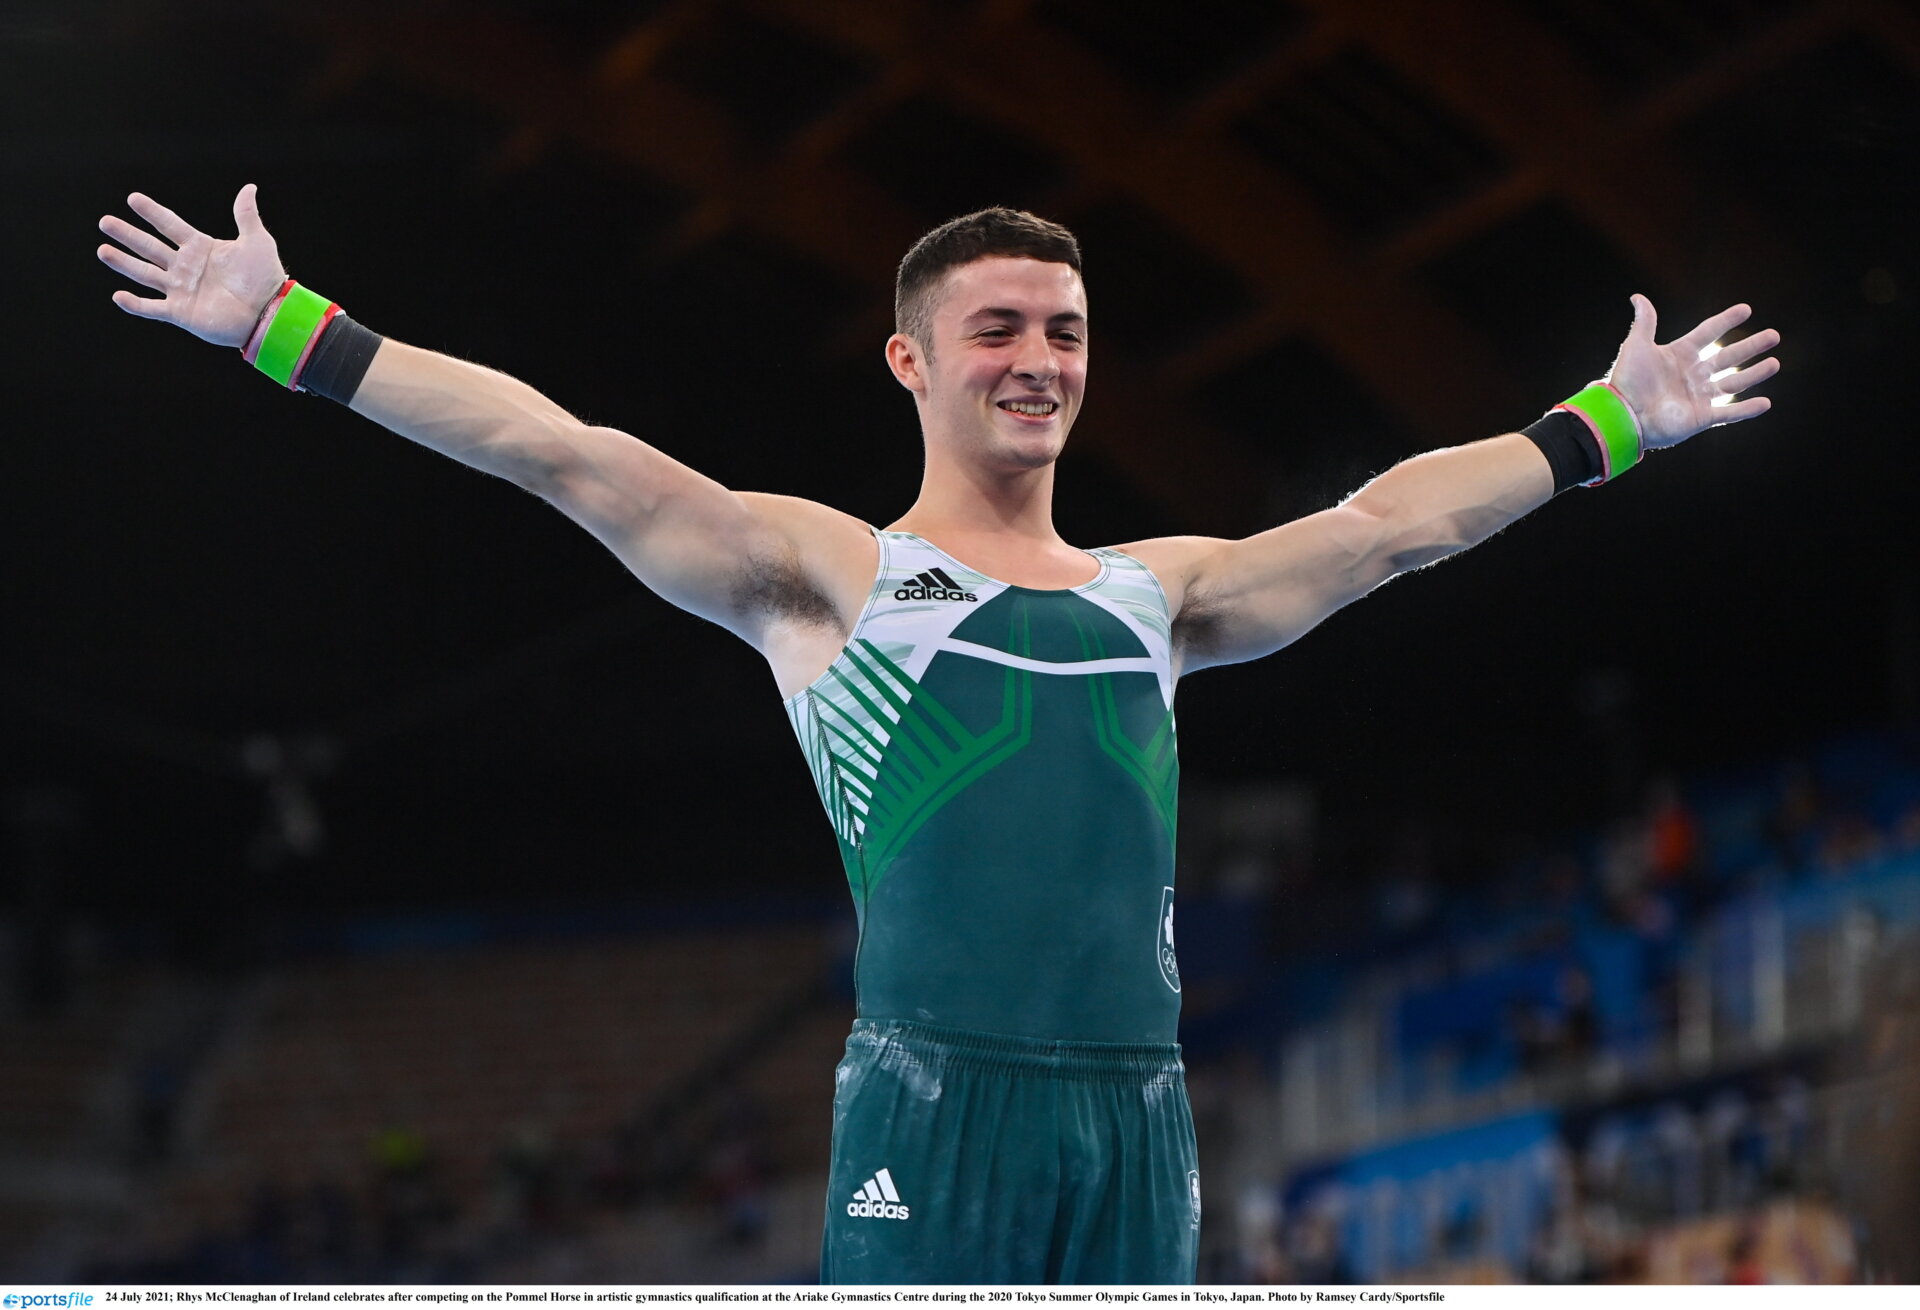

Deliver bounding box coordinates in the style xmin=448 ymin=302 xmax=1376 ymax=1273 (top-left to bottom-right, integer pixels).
xmin=1597 ymin=380 xmax=1644 ymax=442
xmin=241 ymin=279 xmax=295 ymax=364
xmin=288 ymin=303 xmax=342 ymax=392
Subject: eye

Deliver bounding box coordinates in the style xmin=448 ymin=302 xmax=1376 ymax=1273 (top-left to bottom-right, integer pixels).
xmin=1052 ymin=331 xmax=1083 ymax=346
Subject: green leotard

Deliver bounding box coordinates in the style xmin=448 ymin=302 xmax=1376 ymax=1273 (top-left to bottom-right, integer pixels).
xmin=789 ymin=529 xmax=1198 ymax=1283
xmin=784 ymin=528 xmax=1182 ymax=1043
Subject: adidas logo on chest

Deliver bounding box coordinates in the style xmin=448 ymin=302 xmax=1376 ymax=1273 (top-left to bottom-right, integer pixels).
xmin=893 ymin=567 xmax=977 ymax=603
xmin=847 ymin=1167 xmax=910 ymax=1219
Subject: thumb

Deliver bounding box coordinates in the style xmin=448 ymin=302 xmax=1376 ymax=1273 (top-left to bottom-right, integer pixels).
xmin=1629 ymin=292 xmax=1657 ymax=344
xmin=234 ymin=182 xmax=264 ymax=237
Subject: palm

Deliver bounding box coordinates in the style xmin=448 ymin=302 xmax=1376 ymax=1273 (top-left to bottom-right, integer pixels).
xmin=97 ymin=185 xmax=287 ymax=348
xmin=1605 ymin=295 xmax=1781 ymax=449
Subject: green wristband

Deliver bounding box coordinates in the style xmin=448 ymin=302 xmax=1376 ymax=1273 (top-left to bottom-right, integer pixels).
xmin=1559 ymin=382 xmax=1642 ymax=484
xmin=253 ymin=283 xmax=334 ymax=388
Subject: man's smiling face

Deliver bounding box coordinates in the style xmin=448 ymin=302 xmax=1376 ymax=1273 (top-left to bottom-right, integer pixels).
xmin=893 ymin=256 xmax=1089 ymax=472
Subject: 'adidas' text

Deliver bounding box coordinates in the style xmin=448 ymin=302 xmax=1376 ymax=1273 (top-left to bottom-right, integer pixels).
xmin=895 ymin=567 xmax=977 ymax=604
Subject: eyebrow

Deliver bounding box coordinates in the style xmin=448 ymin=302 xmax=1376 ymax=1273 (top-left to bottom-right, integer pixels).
xmin=962 ymin=307 xmax=1088 ymax=326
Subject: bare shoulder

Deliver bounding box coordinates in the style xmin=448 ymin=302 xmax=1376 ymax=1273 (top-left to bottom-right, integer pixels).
xmin=1107 ymin=535 xmax=1243 ymax=677
xmin=1105 ymin=535 xmax=1231 ymax=617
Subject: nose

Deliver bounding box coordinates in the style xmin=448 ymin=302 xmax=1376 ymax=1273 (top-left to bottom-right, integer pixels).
xmin=1011 ymin=330 xmax=1058 ymax=385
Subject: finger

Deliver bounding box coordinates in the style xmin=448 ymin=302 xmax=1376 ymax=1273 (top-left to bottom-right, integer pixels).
xmin=1705 ymin=326 xmax=1780 ymax=370
xmin=1712 ymin=356 xmax=1781 ymax=395
xmin=110 ymin=289 xmax=171 ymax=320
xmin=234 ymin=182 xmax=264 ymax=238
xmin=1630 ymin=292 xmax=1657 ymax=344
xmin=99 ymin=213 xmax=174 ymax=269
xmin=1679 ymin=303 xmax=1754 ymax=354
xmin=97 ymin=242 xmax=170 ymax=292
xmin=1711 ymin=395 xmax=1771 ymax=425
xmin=126 ymin=191 xmax=200 ymax=246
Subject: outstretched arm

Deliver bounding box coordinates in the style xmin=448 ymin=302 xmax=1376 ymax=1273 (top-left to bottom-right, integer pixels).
xmin=96 ymin=185 xmax=854 ymax=645
xmin=1124 ymin=296 xmax=1781 ymax=675
xmin=99 ymin=186 xmax=594 ymax=483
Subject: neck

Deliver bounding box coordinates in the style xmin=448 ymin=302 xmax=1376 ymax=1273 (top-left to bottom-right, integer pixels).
xmin=888 ymin=440 xmax=1063 ymax=543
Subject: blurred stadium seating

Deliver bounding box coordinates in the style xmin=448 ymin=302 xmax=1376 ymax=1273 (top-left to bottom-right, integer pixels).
xmin=5 ymin=726 xmax=1917 ymax=1283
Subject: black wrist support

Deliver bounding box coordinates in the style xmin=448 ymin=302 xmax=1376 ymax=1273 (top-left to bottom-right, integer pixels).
xmin=1523 ymin=409 xmax=1605 ymax=494
xmin=299 ymin=313 xmax=384 ymax=405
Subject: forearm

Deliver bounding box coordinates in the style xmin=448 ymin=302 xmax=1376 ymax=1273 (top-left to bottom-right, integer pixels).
xmin=1347 ymin=433 xmax=1555 ymax=574
xmin=346 ymin=338 xmax=586 ymax=492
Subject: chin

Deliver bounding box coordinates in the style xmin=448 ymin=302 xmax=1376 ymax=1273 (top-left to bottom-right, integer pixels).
xmin=984 ymin=423 xmax=1069 ymax=469
xmin=992 ymin=439 xmax=1065 ymax=471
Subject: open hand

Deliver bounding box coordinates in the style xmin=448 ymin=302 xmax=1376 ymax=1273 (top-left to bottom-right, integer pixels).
xmin=1606 ymin=295 xmax=1780 ymax=450
xmin=98 ymin=184 xmax=288 ymax=348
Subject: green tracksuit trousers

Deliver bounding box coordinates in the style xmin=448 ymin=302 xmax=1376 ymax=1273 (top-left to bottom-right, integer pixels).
xmin=820 ymin=1019 xmax=1201 ymax=1284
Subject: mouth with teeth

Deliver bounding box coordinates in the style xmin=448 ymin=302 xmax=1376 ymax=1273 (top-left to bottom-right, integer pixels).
xmin=997 ymin=399 xmax=1060 ymax=422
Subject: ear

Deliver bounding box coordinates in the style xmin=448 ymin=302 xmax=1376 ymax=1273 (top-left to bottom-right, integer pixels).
xmin=886 ymin=332 xmax=926 ymax=395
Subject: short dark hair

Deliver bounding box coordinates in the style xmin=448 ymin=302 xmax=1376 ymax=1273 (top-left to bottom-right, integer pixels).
xmin=894 ymin=208 xmax=1083 ymax=354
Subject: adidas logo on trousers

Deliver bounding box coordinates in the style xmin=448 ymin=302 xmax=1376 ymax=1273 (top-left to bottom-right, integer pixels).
xmin=847 ymin=1167 xmax=910 ymax=1220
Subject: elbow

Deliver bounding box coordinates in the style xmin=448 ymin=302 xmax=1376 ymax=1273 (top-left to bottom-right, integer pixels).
xmin=1339 ymin=496 xmax=1431 ymax=580
xmin=1374 ymin=511 xmax=1475 ymax=577
xmin=1384 ymin=522 xmax=1476 ymax=574
xmin=515 ymin=419 xmax=599 ymax=501
xmin=1353 ymin=487 xmax=1495 ymax=574
xmin=1381 ymin=544 xmax=1454 ymax=578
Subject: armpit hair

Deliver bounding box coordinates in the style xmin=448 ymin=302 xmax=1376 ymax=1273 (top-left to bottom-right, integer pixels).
xmin=730 ymin=545 xmax=841 ymax=630
xmin=1172 ymin=583 xmax=1228 ymax=663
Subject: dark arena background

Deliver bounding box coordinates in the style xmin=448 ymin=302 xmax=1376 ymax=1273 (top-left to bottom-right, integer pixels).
xmin=5 ymin=0 xmax=1919 ymax=1286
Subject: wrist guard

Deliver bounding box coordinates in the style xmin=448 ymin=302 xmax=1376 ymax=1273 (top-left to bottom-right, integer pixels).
xmin=240 ymin=278 xmax=383 ymax=404
xmin=1523 ymin=381 xmax=1643 ymax=492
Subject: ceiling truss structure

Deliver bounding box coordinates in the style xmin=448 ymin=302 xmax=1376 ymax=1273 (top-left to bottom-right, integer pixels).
xmin=293 ymin=0 xmax=1912 ymax=525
